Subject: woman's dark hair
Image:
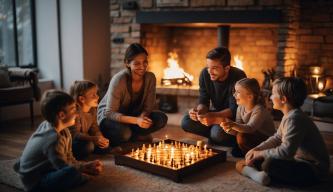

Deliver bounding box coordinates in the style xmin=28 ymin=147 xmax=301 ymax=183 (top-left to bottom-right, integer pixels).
xmin=236 ymin=78 xmax=266 ymax=106
xmin=40 ymin=90 xmax=75 ymax=126
xmin=273 ymin=77 xmax=307 ymax=108
xmin=69 ymin=80 xmax=97 ymax=105
xmin=206 ymin=46 xmax=231 ymax=67
xmin=124 ymin=43 xmax=148 ymax=65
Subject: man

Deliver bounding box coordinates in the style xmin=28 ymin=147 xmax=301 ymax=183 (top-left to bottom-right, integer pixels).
xmin=181 ymin=46 xmax=246 ymax=148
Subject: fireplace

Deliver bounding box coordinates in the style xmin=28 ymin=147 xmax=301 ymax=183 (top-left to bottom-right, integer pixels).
xmin=141 ymin=23 xmax=279 ymax=87
xmin=109 ymin=0 xmax=333 ymax=112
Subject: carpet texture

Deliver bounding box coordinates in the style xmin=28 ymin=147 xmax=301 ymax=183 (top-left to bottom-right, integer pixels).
xmin=1 ymin=155 xmax=332 ymax=192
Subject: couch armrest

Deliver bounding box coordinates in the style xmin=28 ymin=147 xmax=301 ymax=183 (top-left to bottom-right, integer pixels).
xmin=8 ymin=68 xmax=41 ymax=101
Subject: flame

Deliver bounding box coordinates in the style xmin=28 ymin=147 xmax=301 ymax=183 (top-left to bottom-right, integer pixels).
xmin=233 ymin=55 xmax=244 ymax=70
xmin=163 ymin=52 xmax=194 ymax=81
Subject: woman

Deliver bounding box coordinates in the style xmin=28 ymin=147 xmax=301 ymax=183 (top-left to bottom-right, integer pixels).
xmin=97 ymin=43 xmax=168 ymax=146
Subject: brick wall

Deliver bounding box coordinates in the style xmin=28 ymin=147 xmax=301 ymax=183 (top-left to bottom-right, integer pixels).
xmin=109 ymin=0 xmax=291 ymax=85
xmin=298 ymin=0 xmax=333 ymax=76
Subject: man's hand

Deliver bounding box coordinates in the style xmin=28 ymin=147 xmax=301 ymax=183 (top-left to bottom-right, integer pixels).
xmin=136 ymin=116 xmax=152 ymax=129
xmin=197 ymin=112 xmax=215 ymax=126
xmin=188 ymin=108 xmax=199 ymax=121
xmin=82 ymin=160 xmax=103 ymax=175
xmin=93 ymin=136 xmax=109 ymax=149
xmin=245 ymin=149 xmax=264 ymax=166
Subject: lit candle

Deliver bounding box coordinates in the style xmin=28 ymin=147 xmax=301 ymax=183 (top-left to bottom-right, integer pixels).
xmin=204 ymin=144 xmax=207 ymax=151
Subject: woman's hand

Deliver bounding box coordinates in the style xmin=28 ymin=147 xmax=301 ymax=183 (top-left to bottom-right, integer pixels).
xmin=82 ymin=160 xmax=103 ymax=175
xmin=136 ymin=116 xmax=152 ymax=129
xmin=93 ymin=136 xmax=109 ymax=149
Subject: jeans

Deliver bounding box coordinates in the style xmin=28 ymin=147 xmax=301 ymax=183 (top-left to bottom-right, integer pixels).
xmin=100 ymin=111 xmax=168 ymax=146
xmin=31 ymin=166 xmax=87 ymax=192
xmin=72 ymin=139 xmax=95 ymax=160
xmin=181 ymin=113 xmax=236 ymax=146
xmin=257 ymin=158 xmax=319 ymax=186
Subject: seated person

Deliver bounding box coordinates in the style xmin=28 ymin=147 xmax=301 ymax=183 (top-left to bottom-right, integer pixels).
xmin=220 ymin=78 xmax=276 ymax=157
xmin=97 ymin=43 xmax=168 ymax=146
xmin=181 ymin=46 xmax=246 ymax=148
xmin=69 ymin=80 xmax=110 ymax=159
xmin=14 ymin=90 xmax=103 ymax=191
xmin=236 ymin=77 xmax=330 ymax=186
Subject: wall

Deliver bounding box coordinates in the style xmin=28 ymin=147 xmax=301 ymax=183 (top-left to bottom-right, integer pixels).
xmin=298 ymin=0 xmax=333 ymax=76
xmin=82 ymin=0 xmax=111 ymax=93
xmin=60 ymin=0 xmax=84 ymax=91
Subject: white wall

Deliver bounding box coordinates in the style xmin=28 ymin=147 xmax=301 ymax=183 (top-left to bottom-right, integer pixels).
xmin=60 ymin=0 xmax=84 ymax=91
xmin=35 ymin=0 xmax=61 ymax=88
xmin=36 ymin=0 xmax=84 ymax=91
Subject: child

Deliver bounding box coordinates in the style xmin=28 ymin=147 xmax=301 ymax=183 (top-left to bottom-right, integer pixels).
xmin=69 ymin=80 xmax=110 ymax=159
xmin=236 ymin=77 xmax=330 ymax=186
xmin=220 ymin=78 xmax=276 ymax=157
xmin=14 ymin=90 xmax=103 ymax=191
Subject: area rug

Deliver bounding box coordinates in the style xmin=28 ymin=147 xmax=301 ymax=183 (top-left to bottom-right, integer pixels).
xmin=1 ymin=155 xmax=333 ymax=192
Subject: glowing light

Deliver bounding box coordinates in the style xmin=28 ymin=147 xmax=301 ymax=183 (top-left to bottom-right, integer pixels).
xmin=233 ymin=55 xmax=244 ymax=70
xmin=163 ymin=52 xmax=194 ymax=81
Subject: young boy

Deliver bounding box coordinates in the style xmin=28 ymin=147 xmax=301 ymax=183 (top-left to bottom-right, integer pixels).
xmin=236 ymin=77 xmax=330 ymax=186
xmin=14 ymin=90 xmax=103 ymax=191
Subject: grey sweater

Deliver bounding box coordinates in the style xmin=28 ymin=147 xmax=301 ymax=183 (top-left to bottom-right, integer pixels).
xmin=97 ymin=69 xmax=156 ymax=125
xmin=233 ymin=105 xmax=276 ymax=136
xmin=13 ymin=121 xmax=82 ymax=190
xmin=255 ymin=109 xmax=330 ymax=179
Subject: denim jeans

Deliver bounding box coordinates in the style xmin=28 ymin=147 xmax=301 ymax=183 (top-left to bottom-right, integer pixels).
xmin=100 ymin=111 xmax=168 ymax=146
xmin=259 ymin=158 xmax=319 ymax=186
xmin=181 ymin=113 xmax=236 ymax=146
xmin=31 ymin=166 xmax=87 ymax=192
xmin=72 ymin=139 xmax=95 ymax=160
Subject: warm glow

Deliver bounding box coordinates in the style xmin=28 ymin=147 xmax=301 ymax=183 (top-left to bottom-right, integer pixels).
xmin=163 ymin=52 xmax=194 ymax=81
xmin=318 ymin=81 xmax=324 ymax=91
xmin=233 ymin=55 xmax=244 ymax=70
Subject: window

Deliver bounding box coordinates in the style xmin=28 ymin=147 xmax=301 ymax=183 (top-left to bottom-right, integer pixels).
xmin=0 ymin=0 xmax=36 ymax=67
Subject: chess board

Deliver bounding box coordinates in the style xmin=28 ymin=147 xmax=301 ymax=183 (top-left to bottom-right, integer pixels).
xmin=115 ymin=139 xmax=227 ymax=182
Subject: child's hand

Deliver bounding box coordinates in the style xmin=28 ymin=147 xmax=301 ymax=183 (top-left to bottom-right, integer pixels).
xmin=220 ymin=118 xmax=234 ymax=133
xmin=189 ymin=108 xmax=198 ymax=121
xmin=136 ymin=116 xmax=152 ymax=129
xmin=245 ymin=149 xmax=264 ymax=166
xmin=82 ymin=160 xmax=103 ymax=175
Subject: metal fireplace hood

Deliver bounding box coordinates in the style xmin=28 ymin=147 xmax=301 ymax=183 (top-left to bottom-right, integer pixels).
xmin=136 ymin=10 xmax=282 ymax=27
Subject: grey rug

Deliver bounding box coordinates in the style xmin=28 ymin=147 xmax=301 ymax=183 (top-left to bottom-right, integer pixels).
xmin=1 ymin=155 xmax=333 ymax=192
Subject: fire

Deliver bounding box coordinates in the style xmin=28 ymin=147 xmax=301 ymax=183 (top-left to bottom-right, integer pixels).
xmin=162 ymin=52 xmax=194 ymax=86
xmin=233 ymin=55 xmax=244 ymax=70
